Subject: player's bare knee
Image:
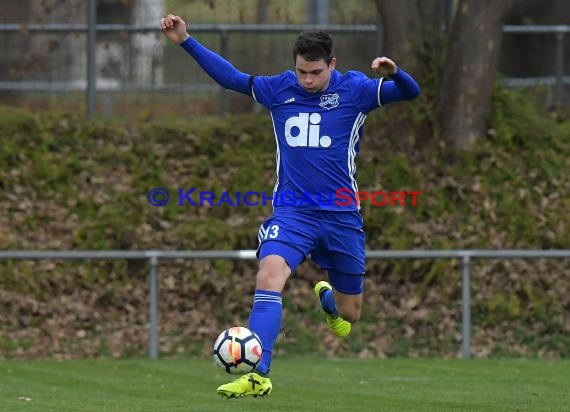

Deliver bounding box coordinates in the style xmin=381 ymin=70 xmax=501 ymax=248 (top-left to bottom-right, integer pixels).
xmin=256 ymin=256 xmax=291 ymax=291
xmin=256 ymin=265 xmax=279 ymax=283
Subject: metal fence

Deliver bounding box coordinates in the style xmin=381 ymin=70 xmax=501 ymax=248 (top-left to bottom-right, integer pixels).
xmin=1 ymin=249 xmax=569 ymax=360
xmin=0 ymin=0 xmax=568 ymax=116
xmin=502 ymin=25 xmax=570 ymax=105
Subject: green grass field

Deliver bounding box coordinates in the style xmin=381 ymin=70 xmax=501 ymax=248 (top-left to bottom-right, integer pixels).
xmin=1 ymin=356 xmax=569 ymax=411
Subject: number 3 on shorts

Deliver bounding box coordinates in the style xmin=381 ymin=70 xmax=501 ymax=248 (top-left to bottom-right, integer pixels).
xmin=260 ymin=224 xmax=280 ymax=240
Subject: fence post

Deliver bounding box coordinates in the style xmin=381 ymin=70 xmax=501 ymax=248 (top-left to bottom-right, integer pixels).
xmin=308 ymin=0 xmax=330 ymax=25
xmin=219 ymin=29 xmax=229 ymax=116
xmin=149 ymin=255 xmax=159 ymax=359
xmin=461 ymin=254 xmax=471 ymax=359
xmin=86 ymin=0 xmax=97 ymax=119
xmin=375 ymin=14 xmax=383 ymax=54
xmin=554 ymin=30 xmax=565 ymax=105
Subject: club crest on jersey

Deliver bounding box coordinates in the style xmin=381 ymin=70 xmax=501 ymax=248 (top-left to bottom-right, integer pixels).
xmin=319 ymin=93 xmax=339 ymax=110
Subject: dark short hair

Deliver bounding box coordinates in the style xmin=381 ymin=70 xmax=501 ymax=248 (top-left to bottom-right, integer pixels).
xmin=293 ymin=30 xmax=334 ymax=64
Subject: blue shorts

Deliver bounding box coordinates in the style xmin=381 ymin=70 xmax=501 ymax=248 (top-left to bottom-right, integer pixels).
xmin=256 ymin=209 xmax=365 ymax=294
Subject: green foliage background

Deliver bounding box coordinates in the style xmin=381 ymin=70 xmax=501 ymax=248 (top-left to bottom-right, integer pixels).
xmin=0 ymin=85 xmax=569 ymax=359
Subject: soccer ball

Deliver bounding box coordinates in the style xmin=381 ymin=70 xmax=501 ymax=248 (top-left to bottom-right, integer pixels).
xmin=213 ymin=326 xmax=262 ymax=375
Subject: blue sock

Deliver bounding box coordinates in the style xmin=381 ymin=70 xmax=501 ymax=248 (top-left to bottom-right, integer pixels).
xmin=320 ymin=288 xmax=339 ymax=316
xmin=248 ymin=289 xmax=282 ymax=376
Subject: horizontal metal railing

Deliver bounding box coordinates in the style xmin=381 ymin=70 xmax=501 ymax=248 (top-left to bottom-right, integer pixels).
xmin=0 ymin=23 xmax=377 ymax=33
xmin=1 ymin=22 xmax=568 ymax=33
xmin=0 ymin=23 xmax=567 ymax=114
xmin=1 ymin=249 xmax=568 ymax=359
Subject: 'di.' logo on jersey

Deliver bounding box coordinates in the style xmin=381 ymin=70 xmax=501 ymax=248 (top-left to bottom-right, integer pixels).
xmin=284 ymin=113 xmax=331 ymax=148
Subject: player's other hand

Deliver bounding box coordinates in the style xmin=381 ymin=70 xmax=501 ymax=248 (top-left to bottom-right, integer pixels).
xmin=371 ymin=57 xmax=397 ymax=76
xmin=160 ymin=14 xmax=189 ymax=44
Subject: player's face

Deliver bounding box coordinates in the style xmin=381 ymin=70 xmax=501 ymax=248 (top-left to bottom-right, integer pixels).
xmin=295 ymin=55 xmax=336 ymax=93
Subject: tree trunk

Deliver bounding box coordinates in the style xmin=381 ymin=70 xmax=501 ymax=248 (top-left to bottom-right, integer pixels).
xmin=373 ymin=0 xmax=421 ymax=71
xmin=373 ymin=1 xmax=456 ymax=149
xmin=256 ymin=0 xmax=268 ymax=23
xmin=131 ymin=0 xmax=165 ymax=86
xmin=437 ymin=0 xmax=514 ymax=149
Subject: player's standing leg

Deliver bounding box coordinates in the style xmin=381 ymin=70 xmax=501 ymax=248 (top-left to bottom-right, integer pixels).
xmin=216 ymin=255 xmax=290 ymax=398
xmin=217 ymin=213 xmax=315 ymax=398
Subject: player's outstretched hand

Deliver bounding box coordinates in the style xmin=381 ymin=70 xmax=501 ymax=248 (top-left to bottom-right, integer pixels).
xmin=371 ymin=57 xmax=398 ymax=77
xmin=160 ymin=14 xmax=189 ymax=44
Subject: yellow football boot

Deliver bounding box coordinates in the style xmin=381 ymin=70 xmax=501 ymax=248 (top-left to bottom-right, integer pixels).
xmin=314 ymin=280 xmax=351 ymax=338
xmin=217 ymin=372 xmax=272 ymax=398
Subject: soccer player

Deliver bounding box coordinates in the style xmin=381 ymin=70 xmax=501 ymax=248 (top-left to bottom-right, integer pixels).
xmin=160 ymin=14 xmax=420 ymax=398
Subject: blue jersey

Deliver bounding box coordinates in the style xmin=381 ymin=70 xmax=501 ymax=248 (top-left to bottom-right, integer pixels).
xmin=252 ymin=70 xmax=381 ymax=212
xmin=179 ymin=37 xmax=420 ymax=213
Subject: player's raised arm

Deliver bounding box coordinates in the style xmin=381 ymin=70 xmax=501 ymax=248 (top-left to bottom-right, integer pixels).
xmin=159 ymin=14 xmax=252 ymax=95
xmin=372 ymin=56 xmax=421 ymax=105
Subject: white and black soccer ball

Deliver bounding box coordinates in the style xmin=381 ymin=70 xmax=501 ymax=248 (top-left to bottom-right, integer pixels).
xmin=213 ymin=326 xmax=262 ymax=375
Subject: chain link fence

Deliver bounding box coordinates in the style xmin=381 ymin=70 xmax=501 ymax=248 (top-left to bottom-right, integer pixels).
xmin=0 ymin=0 xmax=568 ymax=117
